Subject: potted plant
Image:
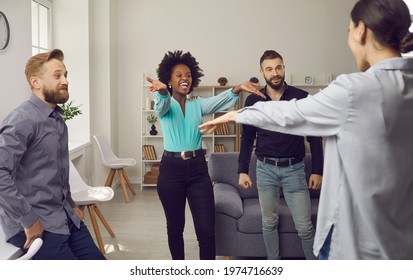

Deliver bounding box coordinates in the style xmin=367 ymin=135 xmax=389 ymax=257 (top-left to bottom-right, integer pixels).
xmin=217 ymin=77 xmax=228 ymax=86
xmin=61 ymin=100 xmax=82 ymax=121
xmin=147 ymin=113 xmax=158 ymax=135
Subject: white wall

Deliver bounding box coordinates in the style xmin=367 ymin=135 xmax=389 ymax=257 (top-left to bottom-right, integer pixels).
xmin=53 ymin=0 xmax=91 ymax=144
xmin=89 ymin=0 xmax=119 ymax=185
xmin=116 ymin=0 xmax=359 ymax=182
xmin=53 ymin=0 xmax=119 ymax=186
xmin=0 ymin=0 xmax=32 ymax=121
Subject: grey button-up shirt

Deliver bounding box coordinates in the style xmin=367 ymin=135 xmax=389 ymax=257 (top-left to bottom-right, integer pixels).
xmin=0 ymin=95 xmax=80 ymax=241
xmin=237 ymin=57 xmax=413 ymax=259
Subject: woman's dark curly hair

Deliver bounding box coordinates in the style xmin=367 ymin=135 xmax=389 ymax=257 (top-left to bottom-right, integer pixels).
xmin=157 ymin=50 xmax=204 ymax=94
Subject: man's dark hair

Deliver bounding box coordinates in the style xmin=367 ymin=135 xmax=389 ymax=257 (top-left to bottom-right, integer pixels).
xmin=157 ymin=50 xmax=204 ymax=94
xmin=259 ymin=50 xmax=283 ymax=66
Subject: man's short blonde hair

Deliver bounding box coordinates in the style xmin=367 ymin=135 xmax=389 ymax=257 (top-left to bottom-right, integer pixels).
xmin=25 ymin=49 xmax=64 ymax=88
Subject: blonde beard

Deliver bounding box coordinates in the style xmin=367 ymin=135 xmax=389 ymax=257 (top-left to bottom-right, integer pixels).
xmin=43 ymin=88 xmax=69 ymax=105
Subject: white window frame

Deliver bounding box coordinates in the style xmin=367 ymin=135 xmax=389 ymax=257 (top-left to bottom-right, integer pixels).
xmin=31 ymin=0 xmax=53 ymax=55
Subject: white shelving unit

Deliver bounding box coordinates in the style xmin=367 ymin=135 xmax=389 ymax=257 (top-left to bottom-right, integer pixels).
xmin=140 ymin=82 xmax=241 ymax=189
xmin=288 ymin=73 xmax=332 ymax=95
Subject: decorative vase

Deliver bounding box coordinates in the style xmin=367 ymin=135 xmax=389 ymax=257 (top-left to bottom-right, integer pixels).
xmin=149 ymin=124 xmax=158 ymax=135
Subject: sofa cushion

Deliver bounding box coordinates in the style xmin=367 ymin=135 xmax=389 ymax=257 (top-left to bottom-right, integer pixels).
xmin=214 ymin=183 xmax=243 ymax=219
xmin=209 ymin=153 xmax=258 ymax=199
xmin=237 ymin=198 xmax=262 ymax=234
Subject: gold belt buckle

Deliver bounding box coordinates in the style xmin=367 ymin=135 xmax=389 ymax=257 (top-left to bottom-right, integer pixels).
xmin=181 ymin=150 xmax=194 ymax=160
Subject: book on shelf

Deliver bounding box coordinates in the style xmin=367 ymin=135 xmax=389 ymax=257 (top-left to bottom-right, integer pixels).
xmin=142 ymin=145 xmax=157 ymax=160
xmin=214 ymin=124 xmax=229 ymax=135
xmin=214 ymin=144 xmax=225 ymax=153
xmin=150 ymin=145 xmax=157 ymax=159
xmin=223 ymin=123 xmax=229 ymax=135
xmin=142 ymin=145 xmax=147 ymax=159
xmin=214 ymin=126 xmax=220 ymax=135
xmin=142 ymin=145 xmax=148 ymax=159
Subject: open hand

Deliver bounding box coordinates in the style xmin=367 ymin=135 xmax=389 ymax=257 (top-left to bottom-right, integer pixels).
xmin=241 ymin=82 xmax=266 ymax=99
xmin=146 ymin=76 xmax=167 ymax=94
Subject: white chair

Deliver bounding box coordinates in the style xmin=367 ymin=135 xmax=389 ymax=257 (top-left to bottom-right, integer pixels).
xmin=0 ymin=226 xmax=43 ymax=260
xmin=15 ymin=238 xmax=43 ymax=260
xmin=69 ymin=161 xmax=115 ymax=254
xmin=93 ymin=134 xmax=137 ymax=203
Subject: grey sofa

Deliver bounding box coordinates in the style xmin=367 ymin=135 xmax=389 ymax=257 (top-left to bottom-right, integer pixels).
xmin=208 ymin=152 xmax=320 ymax=259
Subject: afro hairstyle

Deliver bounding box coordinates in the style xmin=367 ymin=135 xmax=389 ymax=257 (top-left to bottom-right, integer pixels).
xmin=157 ymin=50 xmax=204 ymax=94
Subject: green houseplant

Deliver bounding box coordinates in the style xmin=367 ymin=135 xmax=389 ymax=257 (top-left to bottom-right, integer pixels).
xmin=147 ymin=113 xmax=158 ymax=135
xmin=61 ymin=101 xmax=82 ymax=121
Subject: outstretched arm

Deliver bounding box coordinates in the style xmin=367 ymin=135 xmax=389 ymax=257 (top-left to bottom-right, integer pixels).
xmin=200 ymin=81 xmax=265 ymax=116
xmin=146 ymin=76 xmax=171 ymax=117
xmin=201 ymin=77 xmax=349 ymax=137
xmin=199 ymin=110 xmax=238 ymax=134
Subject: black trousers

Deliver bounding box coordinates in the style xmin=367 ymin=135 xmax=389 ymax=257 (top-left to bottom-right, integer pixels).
xmin=8 ymin=217 xmax=105 ymax=260
xmin=157 ymin=154 xmax=215 ymax=260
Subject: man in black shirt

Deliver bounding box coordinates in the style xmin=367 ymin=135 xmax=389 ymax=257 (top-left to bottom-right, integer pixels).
xmin=238 ymin=50 xmax=323 ymax=260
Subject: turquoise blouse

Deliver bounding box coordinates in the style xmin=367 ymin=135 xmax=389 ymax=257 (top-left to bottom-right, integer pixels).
xmin=154 ymin=88 xmax=239 ymax=152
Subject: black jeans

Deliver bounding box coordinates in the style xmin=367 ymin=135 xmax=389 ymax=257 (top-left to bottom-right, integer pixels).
xmin=157 ymin=154 xmax=215 ymax=260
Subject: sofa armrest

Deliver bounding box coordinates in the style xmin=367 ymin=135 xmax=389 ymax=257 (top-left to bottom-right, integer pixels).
xmin=213 ymin=183 xmax=243 ymax=219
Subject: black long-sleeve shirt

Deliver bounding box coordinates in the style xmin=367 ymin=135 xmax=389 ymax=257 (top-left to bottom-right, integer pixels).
xmin=238 ymin=84 xmax=324 ymax=175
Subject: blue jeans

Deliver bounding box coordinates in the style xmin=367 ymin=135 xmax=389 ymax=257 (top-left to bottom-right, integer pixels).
xmin=319 ymin=225 xmax=333 ymax=260
xmin=256 ymin=158 xmax=316 ymax=260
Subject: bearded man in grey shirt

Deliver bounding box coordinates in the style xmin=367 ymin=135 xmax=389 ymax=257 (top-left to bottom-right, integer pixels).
xmin=0 ymin=49 xmax=105 ymax=260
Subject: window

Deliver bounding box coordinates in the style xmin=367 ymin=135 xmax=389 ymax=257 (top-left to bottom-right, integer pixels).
xmin=32 ymin=0 xmax=52 ymax=55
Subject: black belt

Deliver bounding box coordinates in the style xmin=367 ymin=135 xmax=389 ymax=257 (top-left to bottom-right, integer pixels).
xmin=257 ymin=156 xmax=303 ymax=167
xmin=163 ymin=149 xmax=205 ymax=160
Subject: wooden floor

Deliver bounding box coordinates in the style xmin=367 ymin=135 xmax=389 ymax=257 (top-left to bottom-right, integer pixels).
xmin=83 ymin=184 xmax=210 ymax=260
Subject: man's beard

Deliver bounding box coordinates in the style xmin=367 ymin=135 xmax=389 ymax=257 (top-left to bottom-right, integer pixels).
xmin=265 ymin=75 xmax=285 ymax=90
xmin=43 ymin=86 xmax=69 ymax=104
